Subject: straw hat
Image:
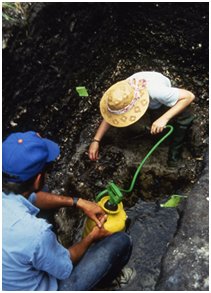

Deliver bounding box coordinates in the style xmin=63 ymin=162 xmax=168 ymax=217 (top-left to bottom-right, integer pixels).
xmin=100 ymin=78 xmax=149 ymax=127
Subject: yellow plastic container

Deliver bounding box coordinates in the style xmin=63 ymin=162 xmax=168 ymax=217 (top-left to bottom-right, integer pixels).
xmin=82 ymin=195 xmax=127 ymax=237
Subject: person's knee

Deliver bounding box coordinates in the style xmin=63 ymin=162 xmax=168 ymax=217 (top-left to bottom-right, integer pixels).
xmin=108 ymin=232 xmax=133 ymax=267
xmin=117 ymin=232 xmax=132 ymax=244
xmin=110 ymin=232 xmax=133 ymax=252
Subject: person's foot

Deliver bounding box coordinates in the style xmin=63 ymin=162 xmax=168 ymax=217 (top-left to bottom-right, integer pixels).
xmin=167 ymin=149 xmax=181 ymax=167
xmin=112 ymin=267 xmax=136 ymax=289
xmin=167 ymin=156 xmax=179 ymax=167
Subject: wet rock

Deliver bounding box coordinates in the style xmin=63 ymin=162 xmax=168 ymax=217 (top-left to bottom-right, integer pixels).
xmin=54 ymin=207 xmax=84 ymax=247
xmin=155 ymin=151 xmax=209 ymax=291
xmin=120 ymin=200 xmax=179 ymax=290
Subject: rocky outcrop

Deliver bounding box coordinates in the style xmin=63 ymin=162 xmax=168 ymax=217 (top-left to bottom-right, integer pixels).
xmin=121 ymin=200 xmax=179 ymax=290
xmin=156 ymin=152 xmax=209 ymax=291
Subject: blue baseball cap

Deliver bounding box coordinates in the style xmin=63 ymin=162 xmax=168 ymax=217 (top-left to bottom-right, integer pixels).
xmin=2 ymin=131 xmax=60 ymax=182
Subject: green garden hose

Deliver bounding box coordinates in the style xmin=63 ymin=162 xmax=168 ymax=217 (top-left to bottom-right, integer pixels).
xmin=96 ymin=125 xmax=174 ymax=204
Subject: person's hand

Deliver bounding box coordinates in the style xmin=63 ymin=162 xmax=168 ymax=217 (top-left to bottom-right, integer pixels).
xmin=88 ymin=141 xmax=99 ymax=160
xmin=89 ymin=225 xmax=112 ymax=241
xmin=151 ymin=117 xmax=169 ymax=134
xmin=68 ymin=222 xmax=110 ymax=264
xmin=77 ymin=198 xmax=107 ymax=228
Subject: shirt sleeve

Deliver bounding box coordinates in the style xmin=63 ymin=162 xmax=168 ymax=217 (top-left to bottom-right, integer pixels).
xmin=148 ymin=85 xmax=180 ymax=108
xmin=28 ymin=192 xmax=37 ymax=204
xmin=32 ymin=226 xmax=73 ymax=280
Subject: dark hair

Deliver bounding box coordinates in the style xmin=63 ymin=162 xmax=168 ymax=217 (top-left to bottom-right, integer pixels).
xmin=2 ymin=174 xmax=39 ymax=195
xmin=2 ymin=163 xmax=52 ymax=195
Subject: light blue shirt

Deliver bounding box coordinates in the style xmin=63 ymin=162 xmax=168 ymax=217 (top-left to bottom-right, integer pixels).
xmin=128 ymin=71 xmax=179 ymax=109
xmin=2 ymin=192 xmax=73 ymax=291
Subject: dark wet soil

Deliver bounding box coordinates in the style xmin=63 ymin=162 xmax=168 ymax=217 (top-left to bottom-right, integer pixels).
xmin=2 ymin=3 xmax=209 ymax=290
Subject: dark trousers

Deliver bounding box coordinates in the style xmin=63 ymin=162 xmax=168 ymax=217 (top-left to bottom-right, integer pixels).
xmin=149 ymin=106 xmax=195 ymax=156
xmin=59 ymin=232 xmax=133 ymax=291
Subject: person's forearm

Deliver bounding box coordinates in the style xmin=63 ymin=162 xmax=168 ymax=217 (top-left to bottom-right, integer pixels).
xmin=68 ymin=233 xmax=95 ymax=264
xmin=161 ymin=100 xmax=189 ymax=122
xmin=161 ymin=90 xmax=195 ymax=122
xmin=93 ymin=119 xmax=110 ymax=141
xmin=35 ymin=191 xmax=74 ymax=209
xmin=34 ymin=193 xmax=91 ymax=210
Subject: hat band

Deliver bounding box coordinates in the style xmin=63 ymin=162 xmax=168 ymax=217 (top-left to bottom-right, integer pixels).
xmin=107 ymin=79 xmax=146 ymax=115
xmin=107 ymin=93 xmax=139 ymax=115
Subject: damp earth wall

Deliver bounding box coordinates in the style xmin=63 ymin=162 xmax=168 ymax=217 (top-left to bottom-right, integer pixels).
xmin=2 ymin=3 xmax=209 ymax=291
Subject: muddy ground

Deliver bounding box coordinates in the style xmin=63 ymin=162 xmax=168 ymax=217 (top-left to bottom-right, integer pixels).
xmin=2 ymin=3 xmax=209 ymax=291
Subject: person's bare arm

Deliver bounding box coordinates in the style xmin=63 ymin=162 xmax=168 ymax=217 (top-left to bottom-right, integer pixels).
xmin=68 ymin=226 xmax=111 ymax=264
xmin=34 ymin=191 xmax=73 ymax=209
xmin=34 ymin=191 xmax=106 ymax=228
xmin=89 ymin=119 xmax=111 ymax=160
xmin=151 ymin=89 xmax=195 ymax=134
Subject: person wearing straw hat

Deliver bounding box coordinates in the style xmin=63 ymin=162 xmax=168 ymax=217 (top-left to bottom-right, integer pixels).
xmin=2 ymin=131 xmax=133 ymax=291
xmin=89 ymin=71 xmax=195 ymax=166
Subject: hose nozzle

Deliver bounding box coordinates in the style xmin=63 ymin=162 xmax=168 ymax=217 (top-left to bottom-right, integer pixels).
xmin=96 ymin=182 xmax=123 ymax=207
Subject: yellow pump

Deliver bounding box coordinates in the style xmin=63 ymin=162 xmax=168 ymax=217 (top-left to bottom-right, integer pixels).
xmin=83 ymin=184 xmax=127 ymax=237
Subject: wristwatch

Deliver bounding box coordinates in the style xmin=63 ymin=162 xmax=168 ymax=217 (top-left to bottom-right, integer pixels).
xmin=73 ymin=197 xmax=79 ymax=207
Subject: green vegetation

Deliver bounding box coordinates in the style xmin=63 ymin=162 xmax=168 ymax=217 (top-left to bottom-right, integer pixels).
xmin=2 ymin=2 xmax=32 ymax=48
xmin=2 ymin=2 xmax=31 ymax=24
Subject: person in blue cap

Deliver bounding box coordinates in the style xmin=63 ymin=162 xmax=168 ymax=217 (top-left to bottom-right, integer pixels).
xmin=2 ymin=131 xmax=134 ymax=291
